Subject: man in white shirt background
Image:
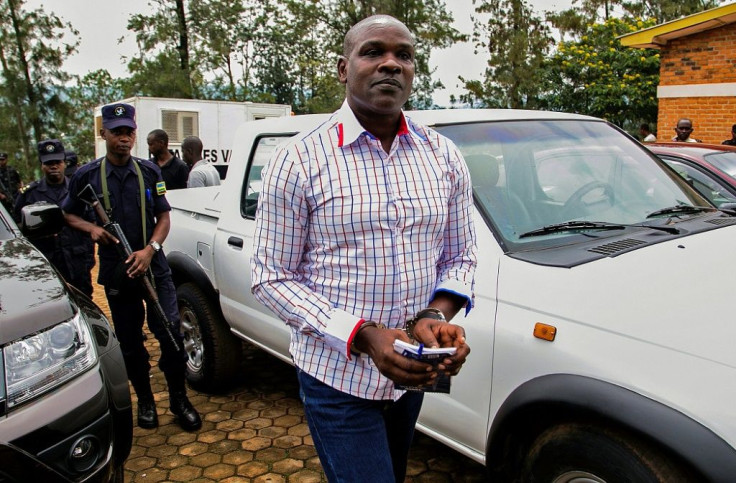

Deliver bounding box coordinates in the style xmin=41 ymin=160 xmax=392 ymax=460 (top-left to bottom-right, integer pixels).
xmin=182 ymin=136 xmax=221 ymax=188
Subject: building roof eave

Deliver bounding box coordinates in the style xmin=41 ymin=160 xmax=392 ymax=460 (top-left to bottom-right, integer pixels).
xmin=619 ymin=2 xmax=736 ymax=49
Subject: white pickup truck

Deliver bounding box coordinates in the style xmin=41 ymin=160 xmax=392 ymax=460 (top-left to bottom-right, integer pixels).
xmin=164 ymin=109 xmax=736 ymax=481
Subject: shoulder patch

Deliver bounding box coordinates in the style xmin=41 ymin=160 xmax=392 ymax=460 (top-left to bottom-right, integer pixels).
xmin=19 ymin=181 xmax=39 ymax=194
xmin=156 ymin=181 xmax=167 ymax=195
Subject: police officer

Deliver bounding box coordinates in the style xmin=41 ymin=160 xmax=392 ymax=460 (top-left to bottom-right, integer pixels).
xmin=62 ymin=102 xmax=201 ymax=432
xmin=65 ymin=149 xmax=80 ymax=177
xmin=0 ymin=151 xmax=21 ymax=211
xmin=14 ymin=139 xmax=95 ymax=298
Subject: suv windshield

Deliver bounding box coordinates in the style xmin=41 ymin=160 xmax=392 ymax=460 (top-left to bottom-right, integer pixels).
xmin=436 ymin=120 xmax=710 ymax=250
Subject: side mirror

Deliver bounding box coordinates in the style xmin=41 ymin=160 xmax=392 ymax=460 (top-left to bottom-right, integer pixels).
xmin=20 ymin=202 xmax=64 ymax=239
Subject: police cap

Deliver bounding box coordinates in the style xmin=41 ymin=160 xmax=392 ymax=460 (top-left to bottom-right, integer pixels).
xmin=37 ymin=139 xmax=65 ymax=164
xmin=101 ymin=103 xmax=137 ymax=130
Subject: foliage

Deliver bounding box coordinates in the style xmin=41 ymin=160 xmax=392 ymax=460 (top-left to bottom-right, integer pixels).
xmin=0 ymin=0 xmax=78 ymax=180
xmin=538 ymin=17 xmax=660 ymax=130
xmin=461 ymin=0 xmax=553 ymax=109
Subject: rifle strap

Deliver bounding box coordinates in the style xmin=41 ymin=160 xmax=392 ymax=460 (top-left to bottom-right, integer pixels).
xmin=100 ymin=158 xmax=148 ymax=245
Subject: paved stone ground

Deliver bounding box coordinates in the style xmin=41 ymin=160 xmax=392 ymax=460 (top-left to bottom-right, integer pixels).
xmin=90 ymin=272 xmax=488 ymax=482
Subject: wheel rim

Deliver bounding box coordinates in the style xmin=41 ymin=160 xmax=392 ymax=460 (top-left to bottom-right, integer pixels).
xmin=179 ymin=306 xmax=204 ymax=373
xmin=553 ymin=471 xmax=606 ymax=483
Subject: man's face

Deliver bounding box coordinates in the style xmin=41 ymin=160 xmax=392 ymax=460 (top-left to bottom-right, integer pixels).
xmin=674 ymin=121 xmax=693 ymax=141
xmin=41 ymin=159 xmax=65 ymax=184
xmin=102 ymin=127 xmax=136 ymax=157
xmin=147 ymin=136 xmax=166 ymax=157
xmin=338 ymin=20 xmax=415 ymax=117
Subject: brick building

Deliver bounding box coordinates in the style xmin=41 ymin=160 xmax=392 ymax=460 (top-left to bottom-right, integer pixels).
xmin=620 ymin=3 xmax=736 ymax=144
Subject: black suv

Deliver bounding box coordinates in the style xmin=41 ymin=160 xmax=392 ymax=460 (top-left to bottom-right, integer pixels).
xmin=0 ymin=202 xmax=132 ymax=482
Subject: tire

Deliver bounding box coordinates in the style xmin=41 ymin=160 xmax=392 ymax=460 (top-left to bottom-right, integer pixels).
xmin=522 ymin=423 xmax=694 ymax=483
xmin=177 ymin=282 xmax=242 ymax=392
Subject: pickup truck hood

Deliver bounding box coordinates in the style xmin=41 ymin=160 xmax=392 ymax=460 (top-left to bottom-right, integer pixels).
xmin=0 ymin=237 xmax=74 ymax=345
xmin=500 ymin=227 xmax=736 ymax=369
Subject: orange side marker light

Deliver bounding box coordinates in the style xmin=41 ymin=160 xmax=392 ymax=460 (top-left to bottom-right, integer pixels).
xmin=533 ymin=322 xmax=557 ymax=341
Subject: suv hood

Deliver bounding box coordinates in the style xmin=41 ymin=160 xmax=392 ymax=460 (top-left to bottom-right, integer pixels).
xmin=0 ymin=237 xmax=75 ymax=345
xmin=499 ymin=226 xmax=736 ymax=369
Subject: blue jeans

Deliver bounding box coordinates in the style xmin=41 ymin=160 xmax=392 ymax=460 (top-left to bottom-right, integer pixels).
xmin=297 ymin=369 xmax=424 ymax=483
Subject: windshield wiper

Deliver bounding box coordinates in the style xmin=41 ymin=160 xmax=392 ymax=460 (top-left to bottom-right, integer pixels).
xmin=519 ymin=220 xmax=679 ymax=239
xmin=646 ymin=205 xmax=714 ymax=219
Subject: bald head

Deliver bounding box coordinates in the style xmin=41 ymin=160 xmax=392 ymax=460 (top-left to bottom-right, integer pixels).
xmin=182 ymin=135 xmax=203 ymax=166
xmin=342 ymin=15 xmax=414 ymax=57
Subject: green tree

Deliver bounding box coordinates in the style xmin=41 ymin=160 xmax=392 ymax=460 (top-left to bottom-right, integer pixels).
xmin=57 ymin=70 xmax=128 ymax=163
xmin=539 ymin=17 xmax=659 ymax=130
xmin=0 ymin=0 xmax=78 ymax=178
xmin=461 ymin=0 xmax=553 ymax=108
xmin=126 ymin=0 xmax=195 ymax=98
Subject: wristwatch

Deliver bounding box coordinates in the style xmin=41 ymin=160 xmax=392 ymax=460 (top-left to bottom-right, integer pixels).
xmin=148 ymin=240 xmax=162 ymax=253
xmin=405 ymin=308 xmax=446 ymax=340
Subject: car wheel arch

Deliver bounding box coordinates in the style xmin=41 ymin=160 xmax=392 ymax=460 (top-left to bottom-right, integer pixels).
xmin=486 ymin=373 xmax=736 ymax=482
xmin=167 ymin=250 xmax=220 ymax=305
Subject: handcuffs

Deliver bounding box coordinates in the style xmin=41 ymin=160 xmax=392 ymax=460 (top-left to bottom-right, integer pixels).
xmin=351 ymin=308 xmax=447 ymax=353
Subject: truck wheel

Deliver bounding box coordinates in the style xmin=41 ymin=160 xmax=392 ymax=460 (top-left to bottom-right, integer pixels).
xmin=177 ymin=282 xmax=242 ymax=392
xmin=522 ymin=423 xmax=693 ymax=482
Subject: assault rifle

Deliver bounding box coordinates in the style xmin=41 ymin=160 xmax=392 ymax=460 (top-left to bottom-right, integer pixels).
xmin=78 ymin=183 xmax=183 ymax=355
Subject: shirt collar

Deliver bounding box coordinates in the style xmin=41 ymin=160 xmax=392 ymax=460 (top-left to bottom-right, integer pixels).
xmin=335 ymin=100 xmax=410 ymax=148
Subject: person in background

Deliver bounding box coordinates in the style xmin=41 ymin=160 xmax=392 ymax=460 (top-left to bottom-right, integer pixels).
xmin=14 ymin=139 xmax=96 ymax=298
xmin=147 ymin=129 xmax=189 ymax=190
xmin=182 ymin=136 xmax=220 ymax=188
xmin=65 ymin=150 xmax=80 ymax=177
xmin=0 ymin=151 xmax=21 ymax=211
xmin=722 ymin=124 xmax=736 ymax=146
xmin=63 ymin=103 xmax=201 ymax=432
xmin=251 ymin=15 xmax=476 ymax=482
xmin=639 ymin=123 xmax=656 ymax=142
xmin=672 ymin=118 xmax=702 ymax=143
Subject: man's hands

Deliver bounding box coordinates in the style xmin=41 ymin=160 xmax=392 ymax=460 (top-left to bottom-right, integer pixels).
xmin=413 ymin=318 xmax=470 ymax=376
xmin=124 ymin=246 xmax=155 ymax=278
xmin=352 ymin=317 xmax=471 ymax=387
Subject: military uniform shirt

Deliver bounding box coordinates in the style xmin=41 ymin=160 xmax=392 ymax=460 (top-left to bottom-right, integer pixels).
xmin=62 ymin=156 xmax=171 ymax=286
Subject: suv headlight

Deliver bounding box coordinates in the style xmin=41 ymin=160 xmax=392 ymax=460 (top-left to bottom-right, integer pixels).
xmin=3 ymin=312 xmax=97 ymax=408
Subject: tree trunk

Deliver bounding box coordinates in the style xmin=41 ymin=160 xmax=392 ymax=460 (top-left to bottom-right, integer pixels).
xmin=175 ymin=0 xmax=193 ymax=98
xmin=8 ymin=0 xmax=41 ymax=147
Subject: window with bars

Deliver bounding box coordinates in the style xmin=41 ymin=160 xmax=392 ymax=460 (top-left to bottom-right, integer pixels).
xmin=161 ymin=110 xmax=199 ymax=142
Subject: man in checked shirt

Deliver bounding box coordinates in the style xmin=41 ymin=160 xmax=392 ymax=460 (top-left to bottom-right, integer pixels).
xmin=251 ymin=14 xmax=477 ymax=483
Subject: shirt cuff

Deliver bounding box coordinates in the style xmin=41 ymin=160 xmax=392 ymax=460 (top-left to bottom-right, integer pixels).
xmin=321 ymin=308 xmax=364 ymax=358
xmin=433 ymin=280 xmax=474 ymax=316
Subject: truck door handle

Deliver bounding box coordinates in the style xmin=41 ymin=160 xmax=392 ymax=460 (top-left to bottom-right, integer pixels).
xmin=228 ymin=236 xmax=244 ymax=248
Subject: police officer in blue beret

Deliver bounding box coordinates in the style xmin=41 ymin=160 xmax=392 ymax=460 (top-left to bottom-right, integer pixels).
xmin=62 ymin=103 xmax=201 ymax=431
xmin=14 ymin=139 xmax=96 ymax=298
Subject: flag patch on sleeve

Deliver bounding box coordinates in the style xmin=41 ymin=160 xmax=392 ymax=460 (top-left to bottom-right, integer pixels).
xmin=156 ymin=181 xmax=167 ymax=195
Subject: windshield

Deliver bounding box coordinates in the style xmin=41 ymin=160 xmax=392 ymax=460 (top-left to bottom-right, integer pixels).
xmin=704 ymin=151 xmax=736 ymax=179
xmin=435 ymin=120 xmax=710 ymax=250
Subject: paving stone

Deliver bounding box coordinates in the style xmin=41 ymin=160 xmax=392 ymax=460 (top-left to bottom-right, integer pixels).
xmin=126 ymin=456 xmax=156 ymax=472
xmin=259 ymin=426 xmax=287 ymax=439
xmin=197 ymin=429 xmax=227 ymax=444
xmin=223 ymin=450 xmax=255 ymax=466
xmin=273 ymin=434 xmax=303 ymax=449
xmin=241 ymin=436 xmax=272 ymax=452
xmin=272 ymin=457 xmax=304 ymax=474
xmin=287 ymin=469 xmax=324 ymax=483
xmin=246 ymin=417 xmax=274 ymax=430
xmin=203 ymin=462 xmax=237 ymax=480
xmin=168 ymin=464 xmax=204 ymax=481
xmin=256 ymin=447 xmax=288 ymax=463
xmin=205 ymin=410 xmax=232 ymax=423
xmin=237 ymin=460 xmax=270 ymax=478
xmin=254 ymin=473 xmax=286 ymax=483
xmin=227 ymin=427 xmax=258 ymax=441
xmin=216 ymin=418 xmax=245 ymax=432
